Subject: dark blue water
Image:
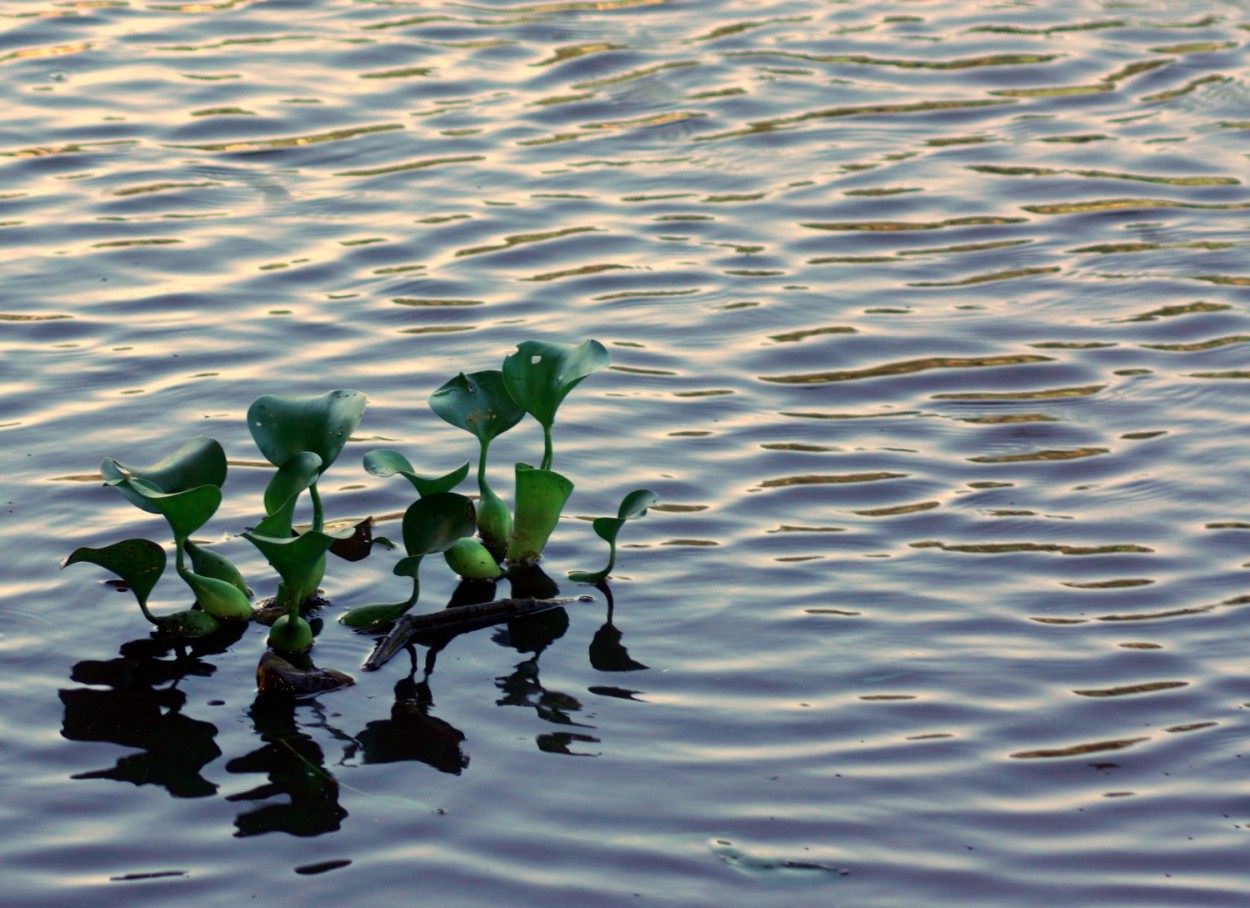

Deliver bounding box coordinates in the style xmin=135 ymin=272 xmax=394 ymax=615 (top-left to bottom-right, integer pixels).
xmin=4 ymin=0 xmax=1250 ymax=905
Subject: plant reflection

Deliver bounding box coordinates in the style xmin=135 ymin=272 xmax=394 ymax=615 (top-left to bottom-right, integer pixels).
xmin=349 ymin=646 xmax=469 ymax=775
xmin=225 ymin=695 xmax=347 ymax=837
xmin=59 ymin=634 xmax=238 ymax=798
xmin=588 ymin=581 xmax=647 ymax=673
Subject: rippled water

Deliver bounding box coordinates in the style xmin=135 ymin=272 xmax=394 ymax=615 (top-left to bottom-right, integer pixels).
xmin=5 ymin=0 xmax=1250 ymax=904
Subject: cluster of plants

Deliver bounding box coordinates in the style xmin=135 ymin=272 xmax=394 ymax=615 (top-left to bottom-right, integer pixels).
xmin=65 ymin=339 xmax=657 ymax=681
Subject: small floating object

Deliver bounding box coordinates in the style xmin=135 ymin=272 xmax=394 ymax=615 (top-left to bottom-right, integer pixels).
xmin=256 ymin=651 xmax=355 ymax=695
xmin=363 ymin=595 xmax=594 ymax=671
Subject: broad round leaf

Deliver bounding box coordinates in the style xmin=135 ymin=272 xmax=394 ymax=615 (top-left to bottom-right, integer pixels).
xmin=401 ymin=492 xmax=476 ymax=557
xmin=501 ymin=340 xmax=609 ymax=429
xmin=428 ymin=371 xmax=526 ymax=444
xmin=64 ymin=538 xmax=166 ymax=607
xmin=247 ymin=390 xmax=366 ymax=473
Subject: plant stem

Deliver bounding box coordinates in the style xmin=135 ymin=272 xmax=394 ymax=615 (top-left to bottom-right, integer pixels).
xmin=309 ymin=482 xmax=324 ymax=533
xmin=174 ymin=536 xmax=187 ymax=575
xmin=541 ymin=425 xmax=553 ymax=471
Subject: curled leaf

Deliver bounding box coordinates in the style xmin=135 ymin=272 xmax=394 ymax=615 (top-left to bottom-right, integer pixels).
xmin=364 ymin=450 xmax=471 ymax=497
xmin=247 ymin=390 xmax=366 ymax=473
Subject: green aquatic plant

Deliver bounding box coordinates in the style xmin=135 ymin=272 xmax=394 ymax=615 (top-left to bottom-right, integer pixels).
xmin=568 ymin=489 xmax=659 ymax=583
xmin=338 ymin=492 xmax=476 ymax=630
xmin=428 ymin=370 xmax=526 ymax=560
xmin=69 ymin=436 xmax=253 ymax=633
xmin=363 ymin=450 xmax=470 ymax=497
xmin=501 ymin=339 xmax=609 ymax=472
xmin=63 ymin=538 xmax=223 ymax=637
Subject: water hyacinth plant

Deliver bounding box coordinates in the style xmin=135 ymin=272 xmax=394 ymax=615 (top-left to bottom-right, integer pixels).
xmin=66 ymin=338 xmax=657 ymax=684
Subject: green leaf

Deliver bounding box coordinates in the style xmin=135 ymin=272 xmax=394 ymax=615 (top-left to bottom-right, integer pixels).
xmin=364 ymin=449 xmax=471 ymax=497
xmin=256 ymin=451 xmax=323 ymax=538
xmin=64 ymin=538 xmax=166 ymax=613
xmin=617 ymin=488 xmax=659 ymax=520
xmin=184 ymin=539 xmax=251 ymax=598
xmin=100 ymin=477 xmax=222 ymax=543
xmin=506 ymin=465 xmax=574 ymax=565
xmin=402 ymin=492 xmax=476 ymax=557
xmin=247 ymin=390 xmax=367 ymax=474
xmin=101 ymin=436 xmax=227 ymax=501
xmin=568 ymin=488 xmax=658 ymax=582
xmin=501 ymin=339 xmax=608 ymax=430
xmin=180 ymin=570 xmax=254 ymax=622
xmin=428 ymin=371 xmax=526 ymax=445
xmin=243 ymin=528 xmax=349 ymax=611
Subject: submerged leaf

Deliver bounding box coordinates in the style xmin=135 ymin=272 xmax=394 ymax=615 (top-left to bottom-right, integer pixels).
xmin=247 ymin=390 xmax=367 ymax=473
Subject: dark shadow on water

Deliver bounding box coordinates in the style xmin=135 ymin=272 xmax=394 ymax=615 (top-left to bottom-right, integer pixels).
xmin=225 ymin=694 xmax=347 ymax=838
xmin=59 ymin=632 xmax=241 ymax=798
xmin=588 ymin=581 xmax=648 ymax=673
xmin=348 ymin=646 xmax=469 ymax=775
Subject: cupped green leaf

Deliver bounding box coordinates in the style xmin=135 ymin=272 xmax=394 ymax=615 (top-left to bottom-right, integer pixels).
xmin=184 ymin=539 xmax=251 ymax=598
xmin=180 ymin=570 xmax=254 ymax=622
xmin=506 ymin=465 xmax=574 ymax=565
xmin=247 ymin=390 xmax=367 ymax=473
xmin=253 ymin=451 xmax=323 ymax=539
xmin=502 ymin=338 xmax=608 ymax=428
xmin=364 ymin=449 xmax=471 ymax=497
xmin=244 ymin=528 xmax=349 ymax=611
xmin=101 ymin=478 xmax=222 ymax=543
xmin=64 ymin=538 xmax=166 ymax=618
xmin=402 ymin=492 xmax=476 ymax=557
xmin=428 ymin=371 xmax=526 ymax=444
xmin=102 ymin=436 xmax=227 ymax=497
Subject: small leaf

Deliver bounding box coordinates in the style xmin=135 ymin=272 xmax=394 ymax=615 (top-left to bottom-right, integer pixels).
xmin=180 ymin=570 xmax=254 ymax=622
xmin=402 ymin=492 xmax=476 ymax=557
xmin=364 ymin=450 xmax=471 ymax=497
xmin=244 ymin=528 xmax=350 ymax=603
xmin=64 ymin=538 xmax=165 ymax=608
xmin=263 ymin=452 xmax=323 ymax=522
xmin=501 ymin=339 xmax=609 ymax=430
xmin=247 ymin=390 xmax=367 ymax=473
xmin=617 ymin=489 xmax=659 ymax=521
xmin=428 ymin=371 xmax=526 ymax=444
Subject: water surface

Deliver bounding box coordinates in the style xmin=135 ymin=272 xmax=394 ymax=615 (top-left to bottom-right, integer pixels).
xmin=4 ymin=0 xmax=1250 ymax=905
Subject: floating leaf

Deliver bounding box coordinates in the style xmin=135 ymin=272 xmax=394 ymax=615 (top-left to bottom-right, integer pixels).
xmin=502 ymin=339 xmax=608 ymax=469
xmin=184 ymin=539 xmax=251 ymax=598
xmin=506 ymin=466 xmax=574 ymax=565
xmin=64 ymin=538 xmax=166 ymax=619
xmin=363 ymin=450 xmax=471 ymax=496
xmin=247 ymin=390 xmax=366 ymax=474
xmin=428 ymin=371 xmax=526 ymax=445
xmin=180 ymin=570 xmax=254 ymax=622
